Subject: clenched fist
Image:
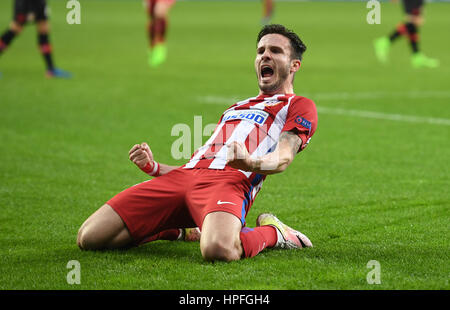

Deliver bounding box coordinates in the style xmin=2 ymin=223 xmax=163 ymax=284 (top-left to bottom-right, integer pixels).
xmin=129 ymin=142 xmax=154 ymax=169
xmin=226 ymin=141 xmax=255 ymax=171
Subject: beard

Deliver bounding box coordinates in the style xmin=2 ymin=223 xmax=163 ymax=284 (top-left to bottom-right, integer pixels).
xmin=258 ymin=63 xmax=290 ymax=94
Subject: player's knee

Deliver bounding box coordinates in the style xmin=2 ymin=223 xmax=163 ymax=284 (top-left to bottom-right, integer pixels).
xmin=77 ymin=226 xmax=103 ymax=251
xmin=36 ymin=21 xmax=49 ymax=34
xmin=200 ymin=240 xmax=240 ymax=262
xmin=10 ymin=21 xmax=23 ymax=34
xmin=77 ymin=226 xmax=91 ymax=250
xmin=414 ymin=16 xmax=424 ymax=26
xmin=154 ymin=3 xmax=169 ymax=19
xmin=407 ymin=14 xmax=423 ymax=26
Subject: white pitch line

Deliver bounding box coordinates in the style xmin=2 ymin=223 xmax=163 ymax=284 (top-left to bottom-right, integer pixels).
xmin=198 ymin=95 xmax=240 ymax=105
xmin=317 ymin=106 xmax=450 ymax=126
xmin=305 ymin=90 xmax=450 ymax=101
xmin=197 ymin=93 xmax=450 ymax=126
xmin=197 ymin=90 xmax=450 ymax=105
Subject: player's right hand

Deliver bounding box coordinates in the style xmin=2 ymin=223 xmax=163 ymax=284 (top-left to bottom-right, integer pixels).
xmin=129 ymin=142 xmax=154 ymax=169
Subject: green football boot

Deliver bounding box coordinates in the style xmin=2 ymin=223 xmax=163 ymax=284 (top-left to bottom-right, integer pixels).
xmin=148 ymin=44 xmax=167 ymax=68
xmin=374 ymin=36 xmax=391 ymax=63
xmin=411 ymin=52 xmax=439 ymax=69
xmin=256 ymin=213 xmax=312 ymax=249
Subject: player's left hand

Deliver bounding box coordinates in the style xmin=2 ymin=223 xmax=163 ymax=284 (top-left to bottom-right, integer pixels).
xmin=226 ymin=141 xmax=254 ymax=171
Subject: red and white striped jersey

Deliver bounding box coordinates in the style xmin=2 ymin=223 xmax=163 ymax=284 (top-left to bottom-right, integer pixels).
xmin=183 ymin=93 xmax=318 ymax=200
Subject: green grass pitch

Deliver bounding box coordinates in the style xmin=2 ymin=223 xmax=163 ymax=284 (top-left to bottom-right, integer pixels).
xmin=0 ymin=0 xmax=449 ymax=290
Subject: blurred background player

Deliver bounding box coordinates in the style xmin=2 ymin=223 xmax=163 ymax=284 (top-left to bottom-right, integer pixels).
xmin=0 ymin=0 xmax=71 ymax=78
xmin=145 ymin=0 xmax=176 ymax=68
xmin=262 ymin=0 xmax=274 ymax=26
xmin=373 ymin=0 xmax=439 ymax=68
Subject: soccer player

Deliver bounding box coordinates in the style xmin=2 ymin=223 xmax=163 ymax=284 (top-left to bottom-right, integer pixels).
xmin=373 ymin=0 xmax=439 ymax=68
xmin=145 ymin=0 xmax=176 ymax=68
xmin=0 ymin=0 xmax=71 ymax=78
xmin=262 ymin=0 xmax=274 ymax=26
xmin=77 ymin=24 xmax=317 ymax=262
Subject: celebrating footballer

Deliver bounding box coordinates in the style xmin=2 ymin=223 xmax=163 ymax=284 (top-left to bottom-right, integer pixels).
xmin=77 ymin=24 xmax=318 ymax=262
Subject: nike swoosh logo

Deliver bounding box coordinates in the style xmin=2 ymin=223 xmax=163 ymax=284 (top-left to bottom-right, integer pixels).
xmin=217 ymin=200 xmax=236 ymax=205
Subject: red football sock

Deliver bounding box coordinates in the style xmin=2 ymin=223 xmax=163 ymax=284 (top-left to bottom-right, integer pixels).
xmin=396 ymin=23 xmax=408 ymax=36
xmin=140 ymin=228 xmax=181 ymax=244
xmin=0 ymin=29 xmax=17 ymax=53
xmin=38 ymin=34 xmax=54 ymax=71
xmin=150 ymin=17 xmax=167 ymax=47
xmin=240 ymin=226 xmax=277 ymax=258
xmin=263 ymin=0 xmax=274 ymax=19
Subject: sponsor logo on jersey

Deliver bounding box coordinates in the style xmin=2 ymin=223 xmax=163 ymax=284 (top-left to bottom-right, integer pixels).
xmin=221 ymin=109 xmax=269 ymax=125
xmin=295 ymin=116 xmax=311 ymax=129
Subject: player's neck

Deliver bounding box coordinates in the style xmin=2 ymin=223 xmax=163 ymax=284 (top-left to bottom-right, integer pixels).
xmin=258 ymin=85 xmax=294 ymax=97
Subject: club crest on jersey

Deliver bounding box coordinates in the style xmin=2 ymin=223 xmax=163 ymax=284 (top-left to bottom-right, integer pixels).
xmin=295 ymin=116 xmax=311 ymax=129
xmin=263 ymin=99 xmax=282 ymax=107
xmin=222 ymin=109 xmax=269 ymax=125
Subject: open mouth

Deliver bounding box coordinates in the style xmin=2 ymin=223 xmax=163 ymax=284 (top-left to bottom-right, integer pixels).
xmin=260 ymin=65 xmax=274 ymax=79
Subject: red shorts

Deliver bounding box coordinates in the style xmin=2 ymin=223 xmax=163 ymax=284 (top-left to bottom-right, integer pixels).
xmin=107 ymin=168 xmax=253 ymax=245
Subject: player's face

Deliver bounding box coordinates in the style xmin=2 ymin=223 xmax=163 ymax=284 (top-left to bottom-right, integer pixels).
xmin=255 ymin=34 xmax=297 ymax=94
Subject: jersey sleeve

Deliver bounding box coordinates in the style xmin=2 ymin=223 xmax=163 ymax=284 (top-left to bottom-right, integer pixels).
xmin=281 ymin=96 xmax=318 ymax=152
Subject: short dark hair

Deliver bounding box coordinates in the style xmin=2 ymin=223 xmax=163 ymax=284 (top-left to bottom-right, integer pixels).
xmin=256 ymin=24 xmax=307 ymax=61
